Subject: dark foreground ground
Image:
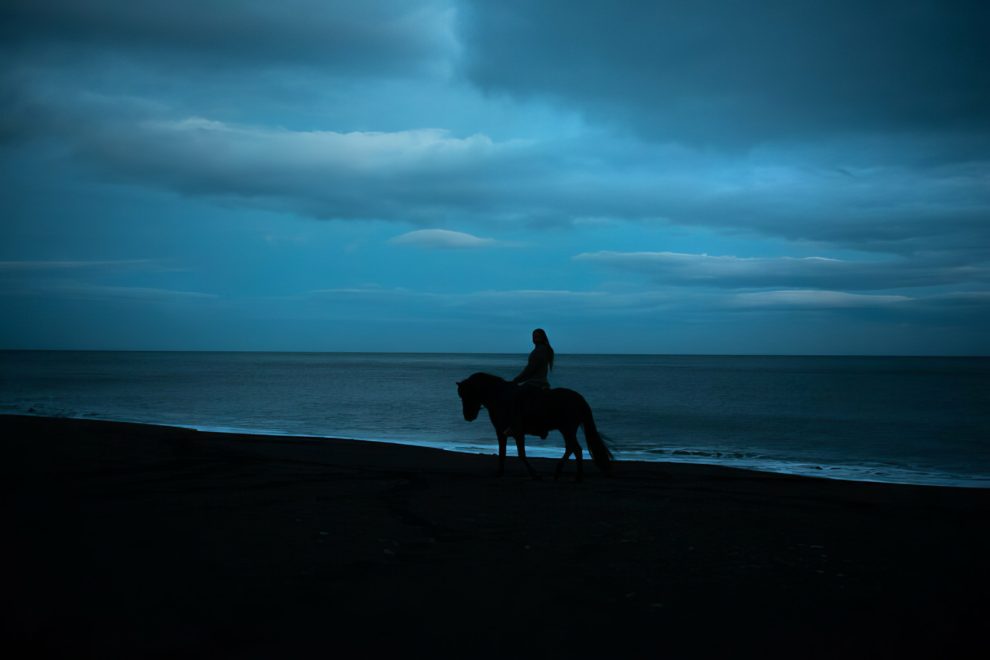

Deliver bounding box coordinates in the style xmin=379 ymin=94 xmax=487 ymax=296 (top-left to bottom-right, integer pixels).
xmin=3 ymin=415 xmax=989 ymax=659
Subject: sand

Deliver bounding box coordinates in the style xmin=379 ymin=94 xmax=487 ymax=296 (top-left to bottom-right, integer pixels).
xmin=3 ymin=414 xmax=989 ymax=659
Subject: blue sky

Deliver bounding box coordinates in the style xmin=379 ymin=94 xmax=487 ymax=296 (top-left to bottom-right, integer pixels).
xmin=1 ymin=0 xmax=988 ymax=354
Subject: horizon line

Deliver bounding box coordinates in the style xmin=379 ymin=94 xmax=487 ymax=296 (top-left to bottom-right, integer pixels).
xmin=1 ymin=348 xmax=987 ymax=359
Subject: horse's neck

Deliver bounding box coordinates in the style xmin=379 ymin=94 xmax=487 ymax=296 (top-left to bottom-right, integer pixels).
xmin=475 ymin=375 xmax=508 ymax=404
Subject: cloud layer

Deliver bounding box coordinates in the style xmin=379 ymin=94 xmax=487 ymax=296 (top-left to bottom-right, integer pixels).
xmin=1 ymin=1 xmax=987 ymax=353
xmin=7 ymin=86 xmax=987 ymax=263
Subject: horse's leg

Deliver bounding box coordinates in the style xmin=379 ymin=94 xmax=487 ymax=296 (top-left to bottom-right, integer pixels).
xmin=513 ymin=434 xmax=540 ymax=480
xmin=554 ymin=446 xmax=572 ymax=480
xmin=562 ymin=429 xmax=583 ymax=482
xmin=574 ymin=440 xmax=584 ymax=482
xmin=496 ymin=432 xmax=507 ymax=477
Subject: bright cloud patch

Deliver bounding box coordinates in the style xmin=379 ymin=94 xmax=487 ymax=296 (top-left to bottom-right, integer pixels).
xmin=390 ymin=229 xmax=499 ymax=249
xmin=129 ymin=119 xmax=503 ymax=176
xmin=45 ymin=109 xmax=524 ymax=222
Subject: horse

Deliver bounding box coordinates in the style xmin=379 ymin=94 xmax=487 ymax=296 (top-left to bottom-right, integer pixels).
xmin=456 ymin=372 xmax=612 ymax=481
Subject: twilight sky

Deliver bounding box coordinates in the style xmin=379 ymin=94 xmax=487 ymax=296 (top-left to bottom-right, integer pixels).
xmin=1 ymin=0 xmax=988 ymax=354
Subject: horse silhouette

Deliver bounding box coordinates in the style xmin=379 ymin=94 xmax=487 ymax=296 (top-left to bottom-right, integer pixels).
xmin=456 ymin=372 xmax=612 ymax=481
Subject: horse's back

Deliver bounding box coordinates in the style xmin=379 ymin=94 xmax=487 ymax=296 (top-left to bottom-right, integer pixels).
xmin=548 ymin=386 xmax=588 ymax=405
xmin=540 ymin=387 xmax=590 ymax=422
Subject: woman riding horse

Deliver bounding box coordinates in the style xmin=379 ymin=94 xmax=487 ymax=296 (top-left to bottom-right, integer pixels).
xmin=505 ymin=328 xmax=555 ymax=438
xmin=456 ymin=371 xmax=612 ymax=481
xmin=513 ymin=328 xmax=554 ymax=389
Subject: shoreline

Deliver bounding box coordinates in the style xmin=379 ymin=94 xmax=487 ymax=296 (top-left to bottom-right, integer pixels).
xmin=4 ymin=414 xmax=990 ymax=658
xmin=4 ymin=411 xmax=987 ymax=489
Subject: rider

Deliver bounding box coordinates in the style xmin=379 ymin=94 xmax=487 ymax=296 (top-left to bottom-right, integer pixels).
xmin=513 ymin=328 xmax=554 ymax=389
xmin=505 ymin=328 xmax=554 ymax=438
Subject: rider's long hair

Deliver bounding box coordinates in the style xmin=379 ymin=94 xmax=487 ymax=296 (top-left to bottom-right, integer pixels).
xmin=533 ymin=328 xmax=554 ymax=371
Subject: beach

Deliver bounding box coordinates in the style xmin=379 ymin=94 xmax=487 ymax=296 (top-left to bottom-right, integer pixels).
xmin=4 ymin=415 xmax=989 ymax=659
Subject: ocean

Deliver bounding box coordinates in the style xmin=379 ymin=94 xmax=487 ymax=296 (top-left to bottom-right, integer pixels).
xmin=1 ymin=350 xmax=987 ymax=488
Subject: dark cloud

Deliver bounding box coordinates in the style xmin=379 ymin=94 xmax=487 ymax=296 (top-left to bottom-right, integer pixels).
xmin=460 ymin=1 xmax=990 ymax=147
xmin=642 ymin=162 xmax=990 ymax=257
xmin=1 ymin=0 xmax=455 ymax=75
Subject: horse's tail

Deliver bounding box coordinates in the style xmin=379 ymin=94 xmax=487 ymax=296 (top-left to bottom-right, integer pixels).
xmin=579 ymin=397 xmax=613 ymax=473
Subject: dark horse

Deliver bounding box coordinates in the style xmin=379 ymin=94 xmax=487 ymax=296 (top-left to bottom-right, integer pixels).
xmin=456 ymin=372 xmax=612 ymax=481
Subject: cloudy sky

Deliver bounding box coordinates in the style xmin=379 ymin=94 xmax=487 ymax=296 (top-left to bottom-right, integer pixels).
xmin=1 ymin=0 xmax=988 ymax=354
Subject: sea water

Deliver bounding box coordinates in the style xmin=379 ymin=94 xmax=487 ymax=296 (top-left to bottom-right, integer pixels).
xmin=1 ymin=351 xmax=987 ymax=488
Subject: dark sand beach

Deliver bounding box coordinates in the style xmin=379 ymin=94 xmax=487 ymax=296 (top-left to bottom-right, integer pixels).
xmin=3 ymin=415 xmax=989 ymax=659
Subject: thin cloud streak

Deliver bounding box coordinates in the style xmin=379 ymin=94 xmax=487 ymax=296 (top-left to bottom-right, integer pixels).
xmin=575 ymin=251 xmax=989 ymax=291
xmin=0 ymin=280 xmax=217 ymax=302
xmin=0 ymin=259 xmax=161 ymax=271
xmin=730 ymin=290 xmax=911 ymax=309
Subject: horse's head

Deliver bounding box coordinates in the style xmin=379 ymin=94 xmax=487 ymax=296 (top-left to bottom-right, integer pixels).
xmin=456 ymin=378 xmax=483 ymax=422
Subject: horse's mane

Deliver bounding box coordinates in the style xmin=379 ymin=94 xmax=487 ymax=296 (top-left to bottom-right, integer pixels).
xmin=465 ymin=372 xmax=507 ymax=385
xmin=461 ymin=372 xmax=510 ymax=394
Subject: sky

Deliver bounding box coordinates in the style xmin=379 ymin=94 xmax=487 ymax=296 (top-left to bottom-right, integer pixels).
xmin=1 ymin=0 xmax=988 ymax=354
